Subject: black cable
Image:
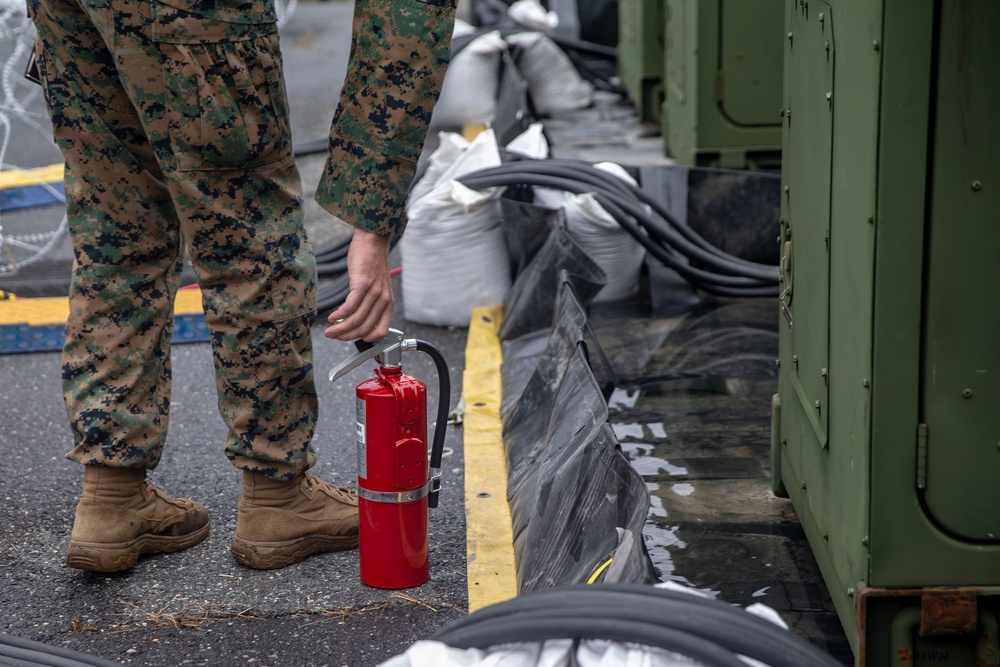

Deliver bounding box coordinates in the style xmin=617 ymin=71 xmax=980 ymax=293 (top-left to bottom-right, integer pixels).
xmin=313 ymin=237 xmax=351 ymax=263
xmin=0 ymin=634 xmax=122 ymax=667
xmin=414 ymin=340 xmax=451 ymax=509
xmin=460 ymin=170 xmax=778 ymax=296
xmin=494 ymin=156 xmax=779 ymax=278
xmin=467 ymin=161 xmax=778 ymax=279
xmin=434 ymin=584 xmax=844 ymax=667
xmin=463 ymin=167 xmax=778 ymax=286
xmin=439 ymin=615 xmax=749 ymax=667
xmin=315 ymin=257 xmax=347 ymax=275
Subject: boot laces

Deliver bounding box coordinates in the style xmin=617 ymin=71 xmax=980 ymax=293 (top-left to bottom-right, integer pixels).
xmin=303 ymin=473 xmax=357 ymax=504
xmin=142 ymin=480 xmax=190 ymax=509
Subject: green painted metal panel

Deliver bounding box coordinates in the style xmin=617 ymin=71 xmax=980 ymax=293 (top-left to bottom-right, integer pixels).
xmin=919 ymin=2 xmax=1000 ymax=543
xmin=662 ymin=0 xmax=783 ymax=169
xmin=618 ymin=0 xmax=665 ymax=125
xmin=719 ymin=0 xmax=785 ymax=127
xmin=774 ymin=0 xmax=1000 ymax=662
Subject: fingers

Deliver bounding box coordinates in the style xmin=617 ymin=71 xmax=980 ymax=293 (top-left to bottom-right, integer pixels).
xmin=324 ymin=281 xmax=393 ymax=341
xmin=323 ymin=229 xmax=394 ymax=342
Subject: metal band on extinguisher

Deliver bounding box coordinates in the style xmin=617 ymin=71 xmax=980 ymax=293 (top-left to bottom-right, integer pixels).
xmin=357 ymin=483 xmax=431 ymax=504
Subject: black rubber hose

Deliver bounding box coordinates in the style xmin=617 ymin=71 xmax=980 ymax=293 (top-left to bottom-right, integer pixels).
xmin=590 ymin=192 xmax=777 ymax=296
xmin=489 ymin=158 xmax=778 ymax=275
xmin=314 ymin=238 xmax=351 ymax=263
xmin=0 ymin=634 xmax=122 ymax=667
xmin=437 ymin=616 xmax=748 ymax=667
xmin=537 ymin=159 xmax=755 ymax=260
xmin=458 ymin=168 xmax=729 ymax=277
xmin=469 ymin=169 xmax=778 ymax=289
xmin=463 ymin=164 xmax=778 ymax=281
xmin=460 ymin=171 xmax=778 ymax=296
xmin=315 ymin=257 xmax=348 ymax=275
xmin=434 ymin=584 xmax=843 ymax=667
xmin=414 ymin=340 xmax=451 ymax=509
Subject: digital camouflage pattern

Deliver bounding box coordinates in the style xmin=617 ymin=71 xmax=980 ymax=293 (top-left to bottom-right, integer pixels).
xmin=29 ymin=0 xmax=454 ymax=480
xmin=316 ymin=0 xmax=458 ymax=236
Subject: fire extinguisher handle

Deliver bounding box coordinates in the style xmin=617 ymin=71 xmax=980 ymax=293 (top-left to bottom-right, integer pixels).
xmin=329 ymin=329 xmax=405 ymax=383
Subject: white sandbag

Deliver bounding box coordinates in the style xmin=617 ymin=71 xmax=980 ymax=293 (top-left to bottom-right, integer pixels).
xmin=533 ymin=162 xmax=647 ymax=303
xmin=507 ymin=0 xmax=558 ymax=32
xmin=408 ymin=131 xmax=470 ymax=206
xmin=379 ymin=639 xmax=704 ymax=667
xmin=505 ymin=121 xmax=550 ymax=158
xmin=401 ymin=130 xmax=511 ymax=327
xmin=430 ymin=31 xmax=507 ymax=130
xmin=506 ymin=32 xmax=593 ymax=115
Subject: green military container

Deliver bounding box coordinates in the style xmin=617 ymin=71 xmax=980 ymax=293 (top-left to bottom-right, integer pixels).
xmin=771 ymin=0 xmax=1000 ymax=663
xmin=617 ymin=0 xmax=665 ymax=126
xmin=662 ymin=0 xmax=784 ymax=169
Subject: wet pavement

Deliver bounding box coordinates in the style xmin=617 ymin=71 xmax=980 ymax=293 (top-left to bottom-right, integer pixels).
xmin=591 ymin=296 xmax=854 ymax=664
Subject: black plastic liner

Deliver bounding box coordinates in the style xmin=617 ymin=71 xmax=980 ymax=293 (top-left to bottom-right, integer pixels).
xmin=500 ymin=280 xmax=655 ymax=592
xmin=498 ymin=204 xmax=606 ymax=342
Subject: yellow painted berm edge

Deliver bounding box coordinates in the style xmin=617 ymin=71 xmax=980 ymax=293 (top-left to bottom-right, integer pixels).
xmin=463 ymin=304 xmax=518 ymax=612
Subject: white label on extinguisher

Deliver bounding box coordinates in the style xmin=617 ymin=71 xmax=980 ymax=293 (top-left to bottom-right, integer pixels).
xmin=356 ymin=397 xmax=367 ymax=479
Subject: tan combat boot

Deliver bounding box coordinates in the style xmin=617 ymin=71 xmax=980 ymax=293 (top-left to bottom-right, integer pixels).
xmin=231 ymin=471 xmax=359 ymax=570
xmin=66 ymin=466 xmax=210 ymax=573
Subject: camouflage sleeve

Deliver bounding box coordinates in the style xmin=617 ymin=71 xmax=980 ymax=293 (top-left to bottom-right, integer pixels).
xmin=314 ymin=0 xmax=457 ymax=236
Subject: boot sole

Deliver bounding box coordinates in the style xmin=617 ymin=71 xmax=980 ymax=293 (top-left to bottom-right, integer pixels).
xmin=231 ymin=533 xmax=359 ymax=570
xmin=66 ymin=523 xmax=211 ymax=573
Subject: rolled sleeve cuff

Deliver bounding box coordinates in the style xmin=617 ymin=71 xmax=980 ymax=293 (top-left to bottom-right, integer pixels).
xmin=315 ymin=135 xmax=414 ymax=237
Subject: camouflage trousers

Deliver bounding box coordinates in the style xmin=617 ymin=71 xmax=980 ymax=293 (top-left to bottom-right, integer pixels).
xmin=30 ymin=0 xmax=319 ymax=480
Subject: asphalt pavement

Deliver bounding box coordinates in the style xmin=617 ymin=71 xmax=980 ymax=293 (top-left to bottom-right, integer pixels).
xmin=1 ymin=2 xmax=472 ymax=665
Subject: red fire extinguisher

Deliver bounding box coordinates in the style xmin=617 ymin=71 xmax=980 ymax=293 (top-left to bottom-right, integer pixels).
xmin=329 ymin=329 xmax=450 ymax=589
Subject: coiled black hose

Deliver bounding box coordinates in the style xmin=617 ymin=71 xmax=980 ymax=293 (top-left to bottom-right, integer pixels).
xmin=0 ymin=633 xmax=121 ymax=667
xmin=458 ymin=162 xmax=780 ymax=297
xmin=433 ymin=584 xmax=844 ymax=667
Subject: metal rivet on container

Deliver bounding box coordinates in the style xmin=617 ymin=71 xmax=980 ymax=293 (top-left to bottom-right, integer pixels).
xmin=972 ymin=180 xmax=982 ymax=191
xmin=962 ymin=388 xmax=974 ymax=398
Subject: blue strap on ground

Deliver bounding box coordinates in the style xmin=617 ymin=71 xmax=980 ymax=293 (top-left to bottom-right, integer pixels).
xmin=0 ymin=313 xmax=210 ymax=355
xmin=0 ymin=182 xmax=65 ymax=212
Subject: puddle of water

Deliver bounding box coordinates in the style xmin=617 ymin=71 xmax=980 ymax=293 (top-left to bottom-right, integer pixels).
xmin=608 ymin=386 xmax=640 ymax=409
xmin=595 ymin=300 xmax=850 ymax=663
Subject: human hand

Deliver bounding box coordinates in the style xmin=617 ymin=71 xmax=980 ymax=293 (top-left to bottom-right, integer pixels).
xmin=324 ymin=229 xmax=394 ymax=342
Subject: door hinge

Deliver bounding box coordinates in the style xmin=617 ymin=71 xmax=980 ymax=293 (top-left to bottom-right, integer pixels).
xmin=916 ymin=423 xmax=928 ymax=489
